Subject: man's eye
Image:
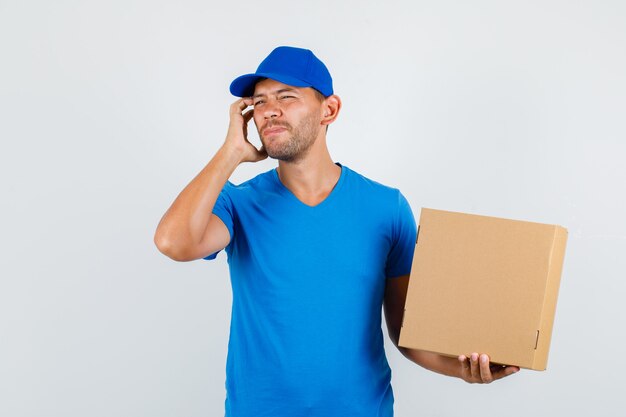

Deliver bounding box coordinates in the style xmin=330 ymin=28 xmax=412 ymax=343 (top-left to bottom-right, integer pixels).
xmin=279 ymin=95 xmax=294 ymax=100
xmin=253 ymin=100 xmax=264 ymax=106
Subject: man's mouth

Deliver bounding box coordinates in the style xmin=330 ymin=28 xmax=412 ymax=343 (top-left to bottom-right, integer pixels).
xmin=263 ymin=125 xmax=289 ymax=137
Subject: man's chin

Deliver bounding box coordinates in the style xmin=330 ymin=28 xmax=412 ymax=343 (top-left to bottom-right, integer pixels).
xmin=264 ymin=147 xmax=298 ymax=162
xmin=266 ymin=152 xmax=293 ymax=162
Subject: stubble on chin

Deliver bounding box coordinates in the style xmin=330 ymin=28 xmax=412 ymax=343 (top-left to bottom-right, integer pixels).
xmin=258 ymin=113 xmax=319 ymax=163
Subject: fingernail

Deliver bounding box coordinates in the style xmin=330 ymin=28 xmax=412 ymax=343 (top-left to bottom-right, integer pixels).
xmin=480 ymin=355 xmax=488 ymax=363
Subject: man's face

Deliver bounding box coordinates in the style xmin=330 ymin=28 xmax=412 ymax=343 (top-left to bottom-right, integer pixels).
xmin=251 ymin=78 xmax=325 ymax=162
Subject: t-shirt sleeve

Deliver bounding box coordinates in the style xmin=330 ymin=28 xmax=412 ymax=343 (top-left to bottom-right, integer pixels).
xmin=203 ymin=181 xmax=235 ymax=260
xmin=385 ymin=191 xmax=417 ymax=278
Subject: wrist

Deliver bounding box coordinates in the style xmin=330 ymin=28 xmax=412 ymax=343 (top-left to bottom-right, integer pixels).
xmin=219 ymin=142 xmax=247 ymax=165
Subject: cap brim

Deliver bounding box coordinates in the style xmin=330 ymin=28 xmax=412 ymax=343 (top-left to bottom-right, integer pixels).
xmin=229 ymin=72 xmax=313 ymax=97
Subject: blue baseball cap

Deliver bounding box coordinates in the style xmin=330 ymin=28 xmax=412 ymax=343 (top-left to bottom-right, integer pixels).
xmin=229 ymin=46 xmax=334 ymax=98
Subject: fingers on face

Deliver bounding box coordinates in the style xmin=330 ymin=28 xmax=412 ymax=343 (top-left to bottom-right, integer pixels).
xmin=242 ymin=108 xmax=254 ymax=122
xmin=231 ymin=98 xmax=253 ymax=115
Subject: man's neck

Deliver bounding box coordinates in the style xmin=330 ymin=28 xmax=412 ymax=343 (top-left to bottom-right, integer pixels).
xmin=276 ymin=146 xmax=341 ymax=207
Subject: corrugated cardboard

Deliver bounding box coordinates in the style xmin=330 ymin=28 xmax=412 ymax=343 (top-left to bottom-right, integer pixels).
xmin=398 ymin=208 xmax=568 ymax=371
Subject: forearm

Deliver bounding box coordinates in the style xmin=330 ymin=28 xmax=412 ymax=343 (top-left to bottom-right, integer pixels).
xmin=154 ymin=144 xmax=241 ymax=254
xmin=385 ymin=278 xmax=519 ymax=384
xmin=398 ymin=347 xmax=462 ymax=379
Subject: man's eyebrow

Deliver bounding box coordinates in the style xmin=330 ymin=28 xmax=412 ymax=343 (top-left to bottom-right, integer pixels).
xmin=252 ymin=88 xmax=299 ymax=99
xmin=275 ymin=88 xmax=298 ymax=94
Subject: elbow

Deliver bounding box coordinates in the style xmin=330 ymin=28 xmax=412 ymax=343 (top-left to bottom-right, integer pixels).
xmin=385 ymin=321 xmax=402 ymax=348
xmin=154 ymin=231 xmax=194 ymax=262
xmin=386 ymin=326 xmax=414 ymax=358
xmin=388 ymin=330 xmax=400 ymax=349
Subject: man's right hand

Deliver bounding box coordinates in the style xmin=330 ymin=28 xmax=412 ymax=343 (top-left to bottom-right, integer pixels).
xmin=226 ymin=98 xmax=268 ymax=164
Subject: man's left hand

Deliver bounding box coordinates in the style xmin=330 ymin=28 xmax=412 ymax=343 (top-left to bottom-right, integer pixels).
xmin=458 ymin=353 xmax=520 ymax=384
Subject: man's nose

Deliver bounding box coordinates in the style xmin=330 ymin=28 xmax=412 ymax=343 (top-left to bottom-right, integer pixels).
xmin=262 ymin=99 xmax=281 ymax=119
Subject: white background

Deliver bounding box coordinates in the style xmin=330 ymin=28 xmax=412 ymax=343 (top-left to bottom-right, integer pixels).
xmin=1 ymin=1 xmax=625 ymax=416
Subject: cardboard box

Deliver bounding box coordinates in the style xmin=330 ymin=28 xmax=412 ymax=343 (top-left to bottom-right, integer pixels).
xmin=398 ymin=208 xmax=568 ymax=371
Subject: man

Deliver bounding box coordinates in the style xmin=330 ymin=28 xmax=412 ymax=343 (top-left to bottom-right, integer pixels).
xmin=154 ymin=46 xmax=519 ymax=417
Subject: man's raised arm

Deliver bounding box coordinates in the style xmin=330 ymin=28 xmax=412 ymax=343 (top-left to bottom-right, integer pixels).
xmin=154 ymin=98 xmax=266 ymax=261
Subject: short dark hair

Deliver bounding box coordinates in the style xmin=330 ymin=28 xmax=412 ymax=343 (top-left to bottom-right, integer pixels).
xmin=312 ymin=89 xmax=330 ymax=132
xmin=312 ymin=88 xmax=326 ymax=103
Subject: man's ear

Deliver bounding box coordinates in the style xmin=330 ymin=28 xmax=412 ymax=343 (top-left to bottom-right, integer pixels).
xmin=321 ymin=95 xmax=342 ymax=126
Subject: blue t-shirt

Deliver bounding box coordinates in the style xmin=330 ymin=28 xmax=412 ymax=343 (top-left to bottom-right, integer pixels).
xmin=205 ymin=163 xmax=417 ymax=417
